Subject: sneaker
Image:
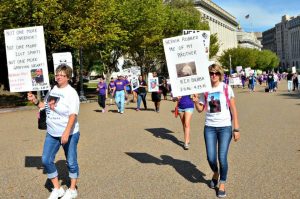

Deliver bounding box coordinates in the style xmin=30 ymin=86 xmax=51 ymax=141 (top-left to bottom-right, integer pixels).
xmin=48 ymin=187 xmax=65 ymax=199
xmin=209 ymin=178 xmax=218 ymax=189
xmin=136 ymin=108 xmax=140 ymax=111
xmin=217 ymin=189 xmax=226 ymax=198
xmin=117 ymin=109 xmax=120 ymax=113
xmin=183 ymin=143 xmax=189 ymax=150
xmin=120 ymin=111 xmax=124 ymax=114
xmin=61 ymin=188 xmax=78 ymax=199
xmin=102 ymin=109 xmax=105 ymax=113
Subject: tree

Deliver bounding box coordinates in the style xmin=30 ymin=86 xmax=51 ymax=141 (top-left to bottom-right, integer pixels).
xmin=219 ymin=47 xmax=279 ymax=71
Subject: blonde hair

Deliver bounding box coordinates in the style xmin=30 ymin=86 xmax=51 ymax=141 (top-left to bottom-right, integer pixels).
xmin=209 ymin=64 xmax=224 ymax=81
xmin=56 ymin=64 xmax=73 ymax=79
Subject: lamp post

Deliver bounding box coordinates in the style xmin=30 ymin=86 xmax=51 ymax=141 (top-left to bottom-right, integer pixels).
xmin=229 ymin=54 xmax=232 ymax=76
xmin=79 ymin=46 xmax=87 ymax=101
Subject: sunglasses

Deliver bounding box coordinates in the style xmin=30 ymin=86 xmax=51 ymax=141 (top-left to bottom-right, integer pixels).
xmin=209 ymin=72 xmax=221 ymax=76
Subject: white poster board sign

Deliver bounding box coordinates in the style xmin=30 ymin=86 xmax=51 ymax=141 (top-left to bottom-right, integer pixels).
xmin=236 ymin=66 xmax=243 ymax=74
xmin=229 ymin=77 xmax=242 ymax=86
xmin=245 ymin=67 xmax=251 ymax=77
xmin=182 ymin=30 xmax=210 ymax=59
xmin=4 ymin=26 xmax=50 ymax=92
xmin=148 ymin=77 xmax=159 ymax=92
xmin=292 ymin=66 xmax=296 ymax=73
xmin=52 ymin=52 xmax=73 ymax=73
xmin=131 ymin=76 xmax=139 ymax=91
xmin=163 ymin=33 xmax=211 ymax=97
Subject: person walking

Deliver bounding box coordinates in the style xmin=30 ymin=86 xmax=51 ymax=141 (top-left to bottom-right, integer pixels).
xmin=192 ymin=64 xmax=240 ymax=198
xmin=151 ymin=72 xmax=162 ymax=112
xmin=108 ymin=77 xmax=115 ymax=105
xmin=136 ymin=75 xmax=147 ymax=111
xmin=96 ymin=75 xmax=108 ymax=112
xmin=112 ymin=74 xmax=127 ymax=114
xmin=287 ymin=72 xmax=293 ymax=92
xmin=27 ymin=64 xmax=80 ymax=199
xmin=176 ymin=95 xmax=194 ymax=150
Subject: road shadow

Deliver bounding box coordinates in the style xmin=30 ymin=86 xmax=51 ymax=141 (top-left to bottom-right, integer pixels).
xmin=25 ymin=156 xmax=70 ymax=192
xmin=125 ymin=107 xmax=156 ymax=112
xmin=279 ymin=92 xmax=300 ymax=99
xmin=126 ymin=152 xmax=209 ymax=184
xmin=145 ymin=128 xmax=184 ymax=148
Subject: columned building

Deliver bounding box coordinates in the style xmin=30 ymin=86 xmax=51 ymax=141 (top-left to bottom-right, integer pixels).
xmin=194 ymin=0 xmax=238 ymax=57
xmin=263 ymin=15 xmax=300 ymax=70
xmin=237 ymin=31 xmax=262 ymax=50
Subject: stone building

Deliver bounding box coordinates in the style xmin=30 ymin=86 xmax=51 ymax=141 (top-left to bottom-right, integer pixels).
xmin=262 ymin=15 xmax=300 ymax=70
xmin=237 ymin=30 xmax=262 ymax=50
xmin=194 ymin=0 xmax=239 ymax=57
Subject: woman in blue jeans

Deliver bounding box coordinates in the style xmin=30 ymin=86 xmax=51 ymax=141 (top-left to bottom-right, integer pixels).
xmin=136 ymin=75 xmax=147 ymax=111
xmin=193 ymin=64 xmax=240 ymax=198
xmin=28 ymin=64 xmax=80 ymax=199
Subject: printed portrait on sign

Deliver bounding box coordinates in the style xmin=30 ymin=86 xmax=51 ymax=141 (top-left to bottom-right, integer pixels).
xmin=31 ymin=68 xmax=44 ymax=85
xmin=176 ymin=61 xmax=197 ymax=78
xmin=208 ymin=92 xmax=221 ymax=113
xmin=148 ymin=77 xmax=159 ymax=92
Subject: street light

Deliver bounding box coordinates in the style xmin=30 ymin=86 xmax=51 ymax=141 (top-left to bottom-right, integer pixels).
xmin=229 ymin=54 xmax=232 ymax=76
xmin=79 ymin=46 xmax=87 ymax=101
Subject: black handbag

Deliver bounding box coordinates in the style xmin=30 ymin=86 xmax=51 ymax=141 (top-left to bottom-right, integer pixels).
xmin=38 ymin=108 xmax=47 ymax=130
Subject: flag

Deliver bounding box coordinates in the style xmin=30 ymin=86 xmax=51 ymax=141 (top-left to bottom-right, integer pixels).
xmin=245 ymin=14 xmax=250 ymax=19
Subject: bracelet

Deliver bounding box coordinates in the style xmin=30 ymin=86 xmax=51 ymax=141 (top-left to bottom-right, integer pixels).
xmin=34 ymin=99 xmax=40 ymax=106
xmin=233 ymin=128 xmax=240 ymax=132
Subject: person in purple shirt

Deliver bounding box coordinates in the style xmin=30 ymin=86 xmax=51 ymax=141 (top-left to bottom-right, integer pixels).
xmin=176 ymin=95 xmax=194 ymax=150
xmin=108 ymin=77 xmax=115 ymax=105
xmin=112 ymin=74 xmax=127 ymax=114
xmin=96 ymin=76 xmax=108 ymax=113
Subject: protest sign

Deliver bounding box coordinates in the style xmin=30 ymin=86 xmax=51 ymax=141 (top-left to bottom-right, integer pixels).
xmin=131 ymin=76 xmax=139 ymax=91
xmin=52 ymin=52 xmax=73 ymax=73
xmin=163 ymin=33 xmax=211 ymax=97
xmin=292 ymin=66 xmax=296 ymax=73
xmin=236 ymin=66 xmax=243 ymax=74
xmin=245 ymin=67 xmax=251 ymax=77
xmin=229 ymin=77 xmax=242 ymax=86
xmin=4 ymin=26 xmax=50 ymax=92
xmin=148 ymin=77 xmax=159 ymax=92
xmin=182 ymin=30 xmax=210 ymax=59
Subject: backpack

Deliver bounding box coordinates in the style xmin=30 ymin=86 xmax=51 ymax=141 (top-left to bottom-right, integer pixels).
xmin=203 ymin=83 xmax=230 ymax=111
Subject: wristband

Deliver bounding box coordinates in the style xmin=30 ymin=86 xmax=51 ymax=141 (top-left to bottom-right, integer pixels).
xmin=233 ymin=128 xmax=239 ymax=132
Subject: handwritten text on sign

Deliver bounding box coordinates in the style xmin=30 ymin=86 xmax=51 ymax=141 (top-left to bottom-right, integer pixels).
xmin=4 ymin=26 xmax=50 ymax=92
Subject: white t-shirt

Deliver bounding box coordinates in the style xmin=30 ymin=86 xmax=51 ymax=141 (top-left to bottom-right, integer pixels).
xmin=199 ymin=82 xmax=234 ymax=127
xmin=45 ymin=85 xmax=80 ymax=137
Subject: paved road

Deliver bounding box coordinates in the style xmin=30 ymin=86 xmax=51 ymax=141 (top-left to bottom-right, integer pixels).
xmin=0 ymin=82 xmax=299 ymax=199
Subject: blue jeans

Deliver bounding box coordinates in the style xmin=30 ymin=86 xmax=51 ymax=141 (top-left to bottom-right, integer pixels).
xmin=204 ymin=126 xmax=232 ymax=183
xmin=42 ymin=132 xmax=80 ymax=179
xmin=115 ymin=90 xmax=125 ymax=112
xmin=137 ymin=92 xmax=147 ymax=109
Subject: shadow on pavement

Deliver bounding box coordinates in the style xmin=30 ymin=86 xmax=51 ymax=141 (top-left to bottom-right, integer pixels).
xmin=145 ymin=128 xmax=184 ymax=148
xmin=126 ymin=152 xmax=208 ymax=184
xmin=25 ymin=156 xmax=70 ymax=192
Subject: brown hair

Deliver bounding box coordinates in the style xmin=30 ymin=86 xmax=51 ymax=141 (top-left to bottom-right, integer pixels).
xmin=208 ymin=64 xmax=224 ymax=81
xmin=56 ymin=64 xmax=73 ymax=79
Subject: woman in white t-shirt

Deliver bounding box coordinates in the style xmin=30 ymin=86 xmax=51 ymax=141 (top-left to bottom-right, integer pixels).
xmin=28 ymin=64 xmax=80 ymax=199
xmin=192 ymin=64 xmax=240 ymax=198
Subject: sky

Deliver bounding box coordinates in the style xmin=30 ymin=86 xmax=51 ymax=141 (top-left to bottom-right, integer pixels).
xmin=211 ymin=0 xmax=300 ymax=32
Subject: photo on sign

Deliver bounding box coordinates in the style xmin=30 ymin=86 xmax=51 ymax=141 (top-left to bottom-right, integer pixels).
xmin=131 ymin=77 xmax=139 ymax=91
xmin=176 ymin=61 xmax=197 ymax=78
xmin=31 ymin=68 xmax=44 ymax=85
xmin=148 ymin=77 xmax=159 ymax=92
